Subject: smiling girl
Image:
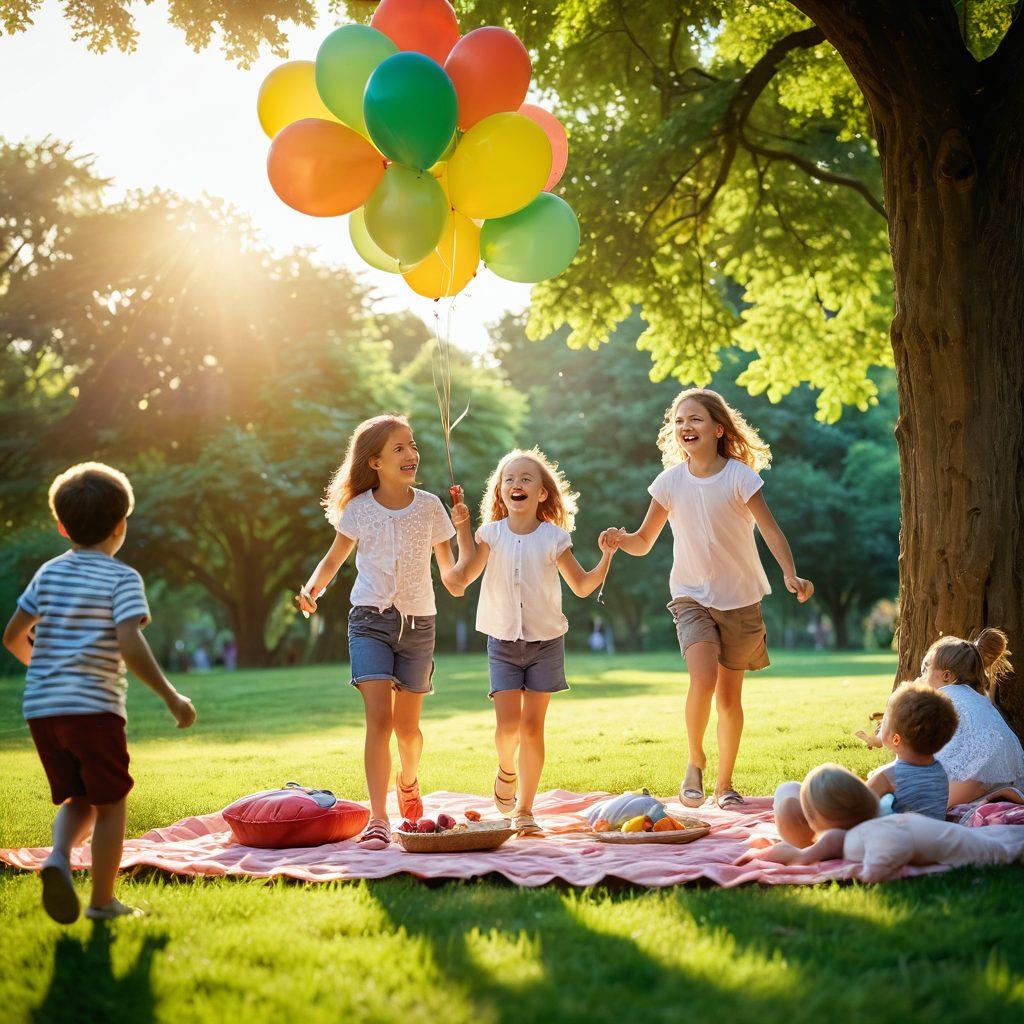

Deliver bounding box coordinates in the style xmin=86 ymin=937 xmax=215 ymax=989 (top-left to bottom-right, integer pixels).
xmin=601 ymin=389 xmax=813 ymax=809
xmin=297 ymin=414 xmax=472 ymax=849
xmin=449 ymin=448 xmax=613 ymax=834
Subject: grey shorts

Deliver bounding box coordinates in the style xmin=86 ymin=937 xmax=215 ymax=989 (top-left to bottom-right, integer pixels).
xmin=486 ymin=636 xmax=569 ymax=699
xmin=348 ymin=606 xmax=436 ymax=694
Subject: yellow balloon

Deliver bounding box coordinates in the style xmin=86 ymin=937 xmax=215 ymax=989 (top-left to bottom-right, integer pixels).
xmin=403 ymin=210 xmax=480 ymax=298
xmin=448 ymin=112 xmax=551 ymax=219
xmin=257 ymin=61 xmax=342 ymax=139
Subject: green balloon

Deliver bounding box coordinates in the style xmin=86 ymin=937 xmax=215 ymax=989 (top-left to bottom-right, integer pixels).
xmin=350 ymin=207 xmax=413 ymax=274
xmin=316 ymin=25 xmax=397 ymax=137
xmin=481 ymin=193 xmax=581 ymax=283
xmin=363 ymin=165 xmax=448 ymax=266
xmin=363 ymin=52 xmax=457 ymax=170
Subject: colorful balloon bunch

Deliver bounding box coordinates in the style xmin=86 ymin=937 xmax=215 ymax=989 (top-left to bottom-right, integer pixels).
xmin=257 ymin=0 xmax=579 ymax=299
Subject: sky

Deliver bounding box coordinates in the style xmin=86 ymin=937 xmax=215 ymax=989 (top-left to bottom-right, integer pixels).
xmin=0 ymin=0 xmax=533 ymax=350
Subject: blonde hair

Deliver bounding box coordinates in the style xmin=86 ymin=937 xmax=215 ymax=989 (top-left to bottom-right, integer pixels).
xmin=925 ymin=627 xmax=1012 ymax=700
xmin=799 ymin=764 xmax=878 ymax=831
xmin=322 ymin=414 xmax=411 ymax=527
xmin=656 ymin=388 xmax=772 ymax=471
xmin=480 ymin=447 xmax=578 ymax=532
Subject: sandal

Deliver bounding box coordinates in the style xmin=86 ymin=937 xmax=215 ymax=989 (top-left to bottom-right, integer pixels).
xmin=513 ymin=810 xmax=542 ymax=836
xmin=494 ymin=766 xmax=517 ymax=815
xmin=357 ymin=818 xmax=392 ymax=851
xmin=716 ymin=789 xmax=745 ymax=809
xmin=396 ymin=776 xmax=423 ymax=821
xmin=679 ymin=765 xmax=705 ymax=808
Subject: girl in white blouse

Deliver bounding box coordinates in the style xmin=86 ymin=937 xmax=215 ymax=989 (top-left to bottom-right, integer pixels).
xmin=450 ymin=448 xmax=614 ymax=834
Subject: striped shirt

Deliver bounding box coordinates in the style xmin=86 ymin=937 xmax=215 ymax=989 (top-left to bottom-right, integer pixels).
xmin=17 ymin=550 xmax=150 ymax=721
xmin=890 ymin=759 xmax=949 ymax=820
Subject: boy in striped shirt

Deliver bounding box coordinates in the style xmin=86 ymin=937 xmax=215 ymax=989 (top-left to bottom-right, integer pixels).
xmin=3 ymin=463 xmax=196 ymax=923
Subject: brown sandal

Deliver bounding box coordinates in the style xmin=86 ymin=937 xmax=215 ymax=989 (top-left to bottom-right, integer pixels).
xmin=357 ymin=819 xmax=392 ymax=851
xmin=494 ymin=766 xmax=517 ymax=815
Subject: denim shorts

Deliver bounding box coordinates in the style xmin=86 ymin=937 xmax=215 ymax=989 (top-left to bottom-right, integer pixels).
xmin=486 ymin=636 xmax=569 ymax=699
xmin=348 ymin=606 xmax=436 ymax=694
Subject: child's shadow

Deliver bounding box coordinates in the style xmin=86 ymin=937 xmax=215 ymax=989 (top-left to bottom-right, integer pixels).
xmin=32 ymin=923 xmax=167 ymax=1024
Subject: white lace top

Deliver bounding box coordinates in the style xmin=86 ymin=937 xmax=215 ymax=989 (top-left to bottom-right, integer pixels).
xmin=936 ymin=684 xmax=1024 ymax=788
xmin=336 ymin=489 xmax=455 ymax=617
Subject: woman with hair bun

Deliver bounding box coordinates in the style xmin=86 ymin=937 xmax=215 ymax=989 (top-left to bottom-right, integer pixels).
xmin=918 ymin=627 xmax=1024 ymax=805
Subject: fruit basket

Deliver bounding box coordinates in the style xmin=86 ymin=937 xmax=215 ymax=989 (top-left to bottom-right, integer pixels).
xmin=591 ymin=815 xmax=710 ymax=845
xmin=394 ymin=819 xmax=517 ymax=853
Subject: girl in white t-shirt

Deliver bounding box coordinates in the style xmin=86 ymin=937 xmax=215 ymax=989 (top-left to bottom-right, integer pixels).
xmin=297 ymin=414 xmax=473 ymax=849
xmin=602 ymin=389 xmax=813 ymax=810
xmin=450 ymin=448 xmax=614 ymax=834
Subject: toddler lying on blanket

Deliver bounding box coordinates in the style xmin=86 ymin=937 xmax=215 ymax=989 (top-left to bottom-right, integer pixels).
xmin=739 ymin=764 xmax=1024 ymax=882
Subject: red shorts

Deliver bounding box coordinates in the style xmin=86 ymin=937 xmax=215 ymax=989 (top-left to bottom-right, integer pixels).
xmin=28 ymin=712 xmax=134 ymax=806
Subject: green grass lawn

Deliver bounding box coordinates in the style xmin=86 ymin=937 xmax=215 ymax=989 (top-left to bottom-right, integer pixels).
xmin=2 ymin=650 xmax=1022 ymax=1023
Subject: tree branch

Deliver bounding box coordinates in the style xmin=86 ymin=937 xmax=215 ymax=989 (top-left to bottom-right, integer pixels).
xmin=740 ymin=135 xmax=887 ymax=220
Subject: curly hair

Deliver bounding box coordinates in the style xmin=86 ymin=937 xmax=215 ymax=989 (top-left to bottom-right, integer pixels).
xmin=480 ymin=447 xmax=578 ymax=533
xmin=322 ymin=414 xmax=411 ymax=528
xmin=656 ymin=388 xmax=772 ymax=472
xmin=886 ymin=681 xmax=959 ymax=755
xmin=925 ymin=627 xmax=1012 ymax=700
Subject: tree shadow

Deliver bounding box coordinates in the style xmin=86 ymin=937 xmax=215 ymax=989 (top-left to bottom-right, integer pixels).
xmin=367 ymin=868 xmax=1024 ymax=1022
xmin=32 ymin=924 xmax=167 ymax=1024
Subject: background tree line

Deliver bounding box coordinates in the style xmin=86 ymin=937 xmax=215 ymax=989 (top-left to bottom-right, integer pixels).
xmin=1 ymin=136 xmax=898 ymax=671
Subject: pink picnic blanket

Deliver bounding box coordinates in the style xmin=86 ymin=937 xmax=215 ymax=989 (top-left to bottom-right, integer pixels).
xmin=0 ymin=789 xmax=992 ymax=888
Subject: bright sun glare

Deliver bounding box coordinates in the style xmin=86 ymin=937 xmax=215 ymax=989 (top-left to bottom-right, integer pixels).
xmin=0 ymin=0 xmax=533 ymax=349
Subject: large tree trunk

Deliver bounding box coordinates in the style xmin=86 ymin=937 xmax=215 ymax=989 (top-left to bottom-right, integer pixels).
xmin=793 ymin=2 xmax=1024 ymax=734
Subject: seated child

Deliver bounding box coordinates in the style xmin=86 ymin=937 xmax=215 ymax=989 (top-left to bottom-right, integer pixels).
xmin=2 ymin=463 xmax=196 ymax=924
xmin=865 ymin=681 xmax=958 ymax=819
xmin=741 ymin=764 xmax=1024 ymax=882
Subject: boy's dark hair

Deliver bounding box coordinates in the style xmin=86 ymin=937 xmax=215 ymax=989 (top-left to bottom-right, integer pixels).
xmin=48 ymin=463 xmax=135 ymax=546
xmin=888 ymin=682 xmax=959 ymax=755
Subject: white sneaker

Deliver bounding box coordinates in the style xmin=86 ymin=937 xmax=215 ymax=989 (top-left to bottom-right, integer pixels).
xmin=40 ymin=853 xmax=79 ymax=924
xmin=85 ymin=898 xmax=144 ymax=921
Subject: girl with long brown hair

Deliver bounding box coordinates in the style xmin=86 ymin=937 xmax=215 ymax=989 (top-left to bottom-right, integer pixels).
xmin=601 ymin=388 xmax=813 ymax=810
xmin=448 ymin=448 xmax=614 ymax=834
xmin=297 ymin=414 xmax=473 ymax=849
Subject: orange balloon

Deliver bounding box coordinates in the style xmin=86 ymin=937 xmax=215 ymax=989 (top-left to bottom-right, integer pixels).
xmin=519 ymin=104 xmax=568 ymax=191
xmin=267 ymin=119 xmax=385 ymax=217
xmin=371 ymin=0 xmax=460 ymax=65
xmin=444 ymin=27 xmax=531 ymax=130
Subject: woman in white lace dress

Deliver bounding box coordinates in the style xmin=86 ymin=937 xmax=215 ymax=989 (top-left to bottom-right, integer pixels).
xmin=919 ymin=628 xmax=1024 ymax=805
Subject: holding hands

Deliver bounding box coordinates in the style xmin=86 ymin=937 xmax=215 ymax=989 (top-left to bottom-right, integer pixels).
xmin=599 ymin=527 xmax=627 ymax=552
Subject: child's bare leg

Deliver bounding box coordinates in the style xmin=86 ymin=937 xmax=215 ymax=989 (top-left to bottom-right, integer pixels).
xmin=516 ymin=693 xmax=551 ymax=813
xmin=774 ymin=781 xmax=815 ymax=847
xmin=357 ymin=680 xmax=395 ymax=820
xmin=392 ymin=689 xmax=425 ymax=790
xmin=493 ymin=696 xmax=524 ymax=790
xmin=713 ymin=666 xmax=745 ymax=794
xmin=88 ymin=798 xmax=127 ymax=908
xmin=682 ymin=642 xmax=719 ymax=773
xmin=49 ymin=796 xmax=96 ymax=861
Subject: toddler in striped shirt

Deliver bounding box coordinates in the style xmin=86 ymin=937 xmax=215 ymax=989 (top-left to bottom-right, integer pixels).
xmin=3 ymin=463 xmax=195 ymax=924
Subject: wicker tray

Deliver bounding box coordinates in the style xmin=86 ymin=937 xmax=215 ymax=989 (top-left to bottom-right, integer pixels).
xmin=394 ymin=819 xmax=517 ymax=853
xmin=591 ymin=816 xmax=710 ymax=845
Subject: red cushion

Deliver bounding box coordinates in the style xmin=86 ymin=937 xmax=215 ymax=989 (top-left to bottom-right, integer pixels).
xmin=223 ymin=789 xmax=369 ymax=848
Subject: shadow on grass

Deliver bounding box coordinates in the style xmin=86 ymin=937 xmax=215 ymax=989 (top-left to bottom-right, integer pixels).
xmin=369 ymin=869 xmax=1024 ymax=1023
xmin=32 ymin=923 xmax=167 ymax=1024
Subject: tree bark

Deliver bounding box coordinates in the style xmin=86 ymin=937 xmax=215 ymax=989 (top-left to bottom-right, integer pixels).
xmin=790 ymin=1 xmax=1024 ymax=734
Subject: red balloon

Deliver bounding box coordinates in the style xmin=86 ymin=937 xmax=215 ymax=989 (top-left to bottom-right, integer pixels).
xmin=519 ymin=104 xmax=568 ymax=191
xmin=371 ymin=0 xmax=460 ymax=65
xmin=267 ymin=119 xmax=385 ymax=217
xmin=444 ymin=27 xmax=531 ymax=130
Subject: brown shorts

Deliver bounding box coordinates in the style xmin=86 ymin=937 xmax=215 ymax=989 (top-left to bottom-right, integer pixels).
xmin=28 ymin=712 xmax=134 ymax=806
xmin=669 ymin=597 xmax=770 ymax=672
